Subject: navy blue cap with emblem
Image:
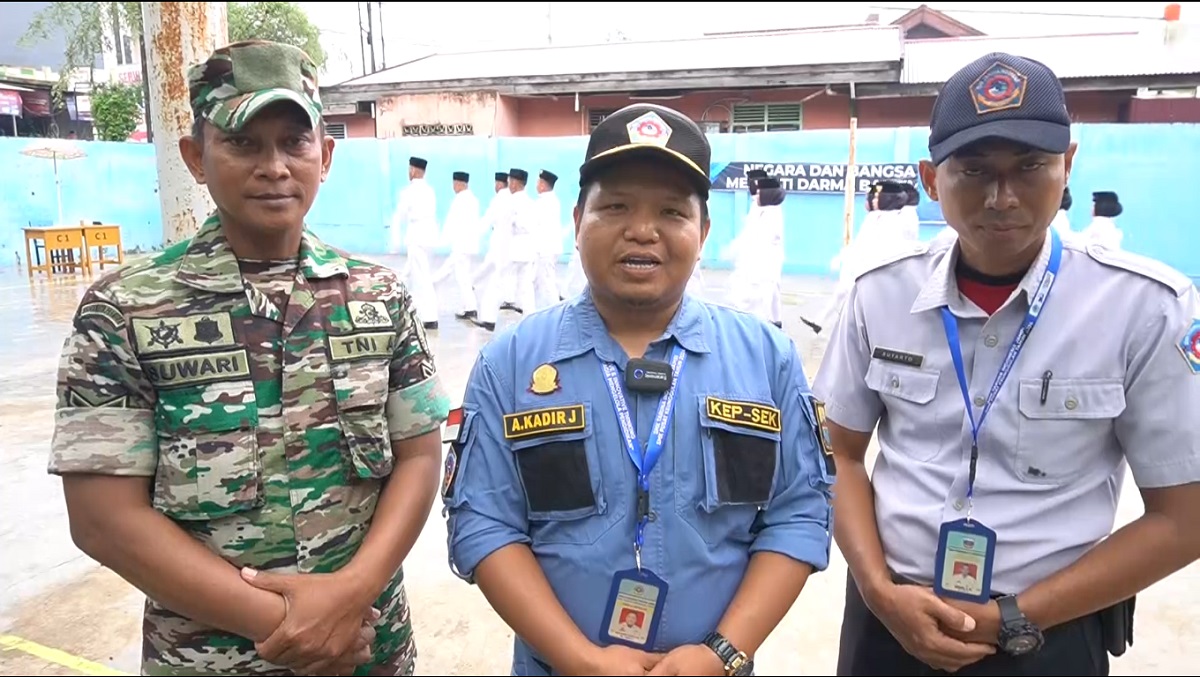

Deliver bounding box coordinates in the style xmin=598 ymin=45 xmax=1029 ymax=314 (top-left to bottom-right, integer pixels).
xmin=928 ymin=52 xmax=1072 ymax=166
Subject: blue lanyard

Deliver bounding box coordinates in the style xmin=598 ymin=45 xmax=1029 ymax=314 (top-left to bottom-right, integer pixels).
xmin=600 ymin=344 xmax=687 ymax=568
xmin=941 ymin=230 xmax=1062 ymax=517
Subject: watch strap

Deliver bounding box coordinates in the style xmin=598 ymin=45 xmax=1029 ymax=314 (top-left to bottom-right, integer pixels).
xmin=702 ymin=631 xmax=752 ymax=676
xmin=997 ymin=594 xmax=1024 ymax=626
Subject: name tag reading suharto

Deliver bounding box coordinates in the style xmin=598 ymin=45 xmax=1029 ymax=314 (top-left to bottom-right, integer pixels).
xmin=503 ymin=404 xmax=586 ymax=440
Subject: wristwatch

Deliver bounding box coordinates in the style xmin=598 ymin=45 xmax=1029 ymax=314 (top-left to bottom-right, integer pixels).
xmin=702 ymin=631 xmax=753 ymax=676
xmin=996 ymin=595 xmax=1045 ymax=656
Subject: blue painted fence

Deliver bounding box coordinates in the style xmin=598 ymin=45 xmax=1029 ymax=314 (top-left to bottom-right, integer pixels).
xmin=2 ymin=123 xmax=1198 ymax=279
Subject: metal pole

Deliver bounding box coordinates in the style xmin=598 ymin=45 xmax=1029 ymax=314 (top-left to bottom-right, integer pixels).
xmin=377 ymin=1 xmax=386 ymax=69
xmin=142 ymin=1 xmax=229 ymax=246
xmin=365 ymin=1 xmax=376 ymax=74
xmin=357 ymin=2 xmax=367 ymax=78
xmin=842 ymin=81 xmax=859 ymax=247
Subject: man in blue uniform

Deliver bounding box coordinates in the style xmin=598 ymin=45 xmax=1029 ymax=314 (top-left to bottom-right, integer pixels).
xmin=442 ymin=102 xmax=836 ymax=676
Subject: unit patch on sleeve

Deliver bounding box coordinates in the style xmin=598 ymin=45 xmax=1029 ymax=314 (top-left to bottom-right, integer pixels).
xmin=441 ymin=445 xmax=459 ymax=498
xmin=79 ymin=301 xmax=126 ymax=331
xmin=809 ymin=395 xmax=836 ymax=476
xmin=503 ymin=404 xmax=585 ymax=440
xmin=705 ymin=397 xmax=781 ymax=433
xmin=1180 ymin=319 xmax=1200 ymax=375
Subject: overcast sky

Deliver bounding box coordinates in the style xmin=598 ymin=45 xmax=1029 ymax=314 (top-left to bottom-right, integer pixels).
xmin=297 ymin=1 xmax=1198 ymax=84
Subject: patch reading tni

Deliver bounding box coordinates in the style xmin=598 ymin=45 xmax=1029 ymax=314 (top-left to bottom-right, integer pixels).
xmin=705 ymin=397 xmax=781 ymax=433
xmin=142 ymin=348 xmax=251 ymax=389
xmin=78 ymin=301 xmax=125 ymax=331
xmin=872 ymin=346 xmax=924 ymax=368
xmin=328 ymin=331 xmax=396 ymax=362
xmin=503 ymin=404 xmax=586 ymax=440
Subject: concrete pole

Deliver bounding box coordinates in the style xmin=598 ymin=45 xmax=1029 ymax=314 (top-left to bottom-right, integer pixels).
xmin=142 ymin=2 xmax=229 ymax=246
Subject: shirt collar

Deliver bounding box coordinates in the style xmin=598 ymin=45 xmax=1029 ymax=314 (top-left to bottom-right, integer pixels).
xmin=910 ymin=230 xmax=1055 ymax=317
xmin=549 ymin=290 xmax=712 ymax=364
xmin=174 ymin=211 xmax=349 ymax=294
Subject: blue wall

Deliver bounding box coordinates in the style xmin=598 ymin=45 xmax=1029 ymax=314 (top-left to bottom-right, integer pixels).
xmin=3 ymin=123 xmax=1198 ymax=279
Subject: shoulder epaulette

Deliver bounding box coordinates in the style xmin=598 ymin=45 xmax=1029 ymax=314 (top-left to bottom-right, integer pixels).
xmin=854 ymin=241 xmax=930 ymax=282
xmin=1086 ymin=244 xmax=1193 ymax=297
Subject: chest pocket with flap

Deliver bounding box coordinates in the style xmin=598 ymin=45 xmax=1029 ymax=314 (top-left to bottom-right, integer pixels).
xmin=1016 ymin=377 xmax=1126 ymax=484
xmin=329 ymin=330 xmax=396 ymax=480
xmin=151 ymin=379 xmax=262 ymax=521
xmin=865 ymin=359 xmax=949 ymax=462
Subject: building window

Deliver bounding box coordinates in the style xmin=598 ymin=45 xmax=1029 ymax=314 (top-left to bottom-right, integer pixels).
xmin=326 ymin=122 xmax=347 ymax=139
xmin=588 ymin=108 xmax=616 ymax=132
xmin=730 ymin=103 xmax=803 ymax=133
xmin=402 ymin=123 xmax=474 ymax=136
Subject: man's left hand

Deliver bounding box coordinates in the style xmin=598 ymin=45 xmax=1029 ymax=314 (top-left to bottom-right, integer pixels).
xmin=241 ymin=567 xmax=379 ymax=675
xmin=942 ymin=596 xmax=1002 ymax=646
xmin=646 ymin=644 xmax=725 ymax=676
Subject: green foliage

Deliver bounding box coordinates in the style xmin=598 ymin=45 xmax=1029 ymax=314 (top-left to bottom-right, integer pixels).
xmin=229 ymin=2 xmax=326 ymax=67
xmin=19 ymin=2 xmax=142 ymax=108
xmin=20 ymin=0 xmax=326 ymax=128
xmin=90 ymin=82 xmax=142 ymax=141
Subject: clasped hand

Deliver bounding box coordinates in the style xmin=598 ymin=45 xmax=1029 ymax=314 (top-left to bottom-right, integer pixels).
xmin=871 ymin=583 xmax=999 ymax=673
xmin=242 ymin=567 xmax=380 ymax=676
xmin=567 ymin=642 xmax=725 ymax=676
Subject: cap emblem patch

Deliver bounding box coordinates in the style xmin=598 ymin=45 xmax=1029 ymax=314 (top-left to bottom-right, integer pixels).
xmin=971 ymin=61 xmax=1027 ymax=115
xmin=626 ymin=111 xmax=673 ymax=147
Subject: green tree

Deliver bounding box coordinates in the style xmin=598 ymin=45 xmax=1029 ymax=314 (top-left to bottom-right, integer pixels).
xmin=20 ymin=1 xmax=326 ymax=131
xmin=229 ymin=2 xmax=327 ymax=67
xmin=19 ymin=2 xmax=143 ymax=107
xmin=90 ymin=82 xmax=143 ymax=141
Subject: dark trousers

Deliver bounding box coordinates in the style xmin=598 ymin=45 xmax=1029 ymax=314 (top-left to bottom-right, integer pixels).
xmin=837 ymin=574 xmax=1110 ymax=676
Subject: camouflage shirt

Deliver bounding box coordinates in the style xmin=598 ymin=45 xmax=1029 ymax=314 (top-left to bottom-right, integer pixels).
xmin=49 ymin=214 xmax=451 ymax=676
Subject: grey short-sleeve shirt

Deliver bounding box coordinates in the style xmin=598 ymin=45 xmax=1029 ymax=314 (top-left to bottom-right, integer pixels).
xmin=813 ymin=234 xmax=1200 ymax=593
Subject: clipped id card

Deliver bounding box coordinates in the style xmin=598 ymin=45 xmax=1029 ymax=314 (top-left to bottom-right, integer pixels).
xmin=933 ymin=518 xmax=997 ymax=604
xmin=598 ymin=568 xmax=668 ymax=650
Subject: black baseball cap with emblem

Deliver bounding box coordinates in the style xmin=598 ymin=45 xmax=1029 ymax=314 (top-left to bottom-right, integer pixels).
xmin=579 ymin=102 xmax=712 ymax=197
xmin=928 ymin=52 xmax=1072 ymax=166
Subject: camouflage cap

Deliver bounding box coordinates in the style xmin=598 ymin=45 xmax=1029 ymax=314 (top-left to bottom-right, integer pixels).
xmin=187 ymin=40 xmax=322 ymax=133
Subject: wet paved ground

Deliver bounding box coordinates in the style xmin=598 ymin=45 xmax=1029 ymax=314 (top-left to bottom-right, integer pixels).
xmin=0 ymin=256 xmax=1195 ymax=676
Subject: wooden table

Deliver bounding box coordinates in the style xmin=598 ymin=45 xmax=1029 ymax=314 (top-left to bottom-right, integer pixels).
xmin=23 ymin=226 xmax=90 ymax=279
xmin=82 ymin=224 xmax=124 ymax=270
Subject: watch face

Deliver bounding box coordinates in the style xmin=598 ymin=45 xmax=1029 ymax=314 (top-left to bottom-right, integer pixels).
xmin=1005 ymin=635 xmax=1038 ymax=655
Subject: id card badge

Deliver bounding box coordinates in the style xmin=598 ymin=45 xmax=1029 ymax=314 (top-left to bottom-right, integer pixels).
xmin=598 ymin=568 xmax=668 ymax=650
xmin=933 ymin=519 xmax=997 ymax=604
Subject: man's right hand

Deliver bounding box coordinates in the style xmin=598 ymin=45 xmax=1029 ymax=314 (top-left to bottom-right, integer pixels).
xmin=869 ymin=583 xmax=997 ymax=673
xmin=563 ymin=644 xmax=664 ymax=676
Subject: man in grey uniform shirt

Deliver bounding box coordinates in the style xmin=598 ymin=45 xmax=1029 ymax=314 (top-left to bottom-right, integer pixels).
xmin=813 ymin=52 xmax=1200 ymax=676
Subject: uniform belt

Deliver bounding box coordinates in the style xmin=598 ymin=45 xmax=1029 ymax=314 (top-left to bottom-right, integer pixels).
xmin=890 ymin=570 xmax=1010 ymax=598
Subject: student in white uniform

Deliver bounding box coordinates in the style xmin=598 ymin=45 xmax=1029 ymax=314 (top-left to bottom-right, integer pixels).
xmin=818 ymin=181 xmax=911 ymax=333
xmin=475 ymin=168 xmax=536 ymax=331
xmin=470 ymin=172 xmax=514 ymax=323
xmin=725 ymin=176 xmax=785 ymax=327
xmin=814 ymin=51 xmax=1200 ymax=676
xmin=433 ymin=170 xmax=481 ymax=320
xmin=899 ymin=183 xmax=921 ymax=242
xmin=1049 ymin=186 xmax=1073 ymax=237
xmin=389 ymin=156 xmax=439 ymax=329
xmin=1081 ymin=191 xmax=1124 ymax=250
xmin=533 ymin=169 xmax=564 ymax=309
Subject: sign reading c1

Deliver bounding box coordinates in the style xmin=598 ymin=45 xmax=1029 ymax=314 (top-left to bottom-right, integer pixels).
xmin=710 ymin=161 xmax=920 ymax=195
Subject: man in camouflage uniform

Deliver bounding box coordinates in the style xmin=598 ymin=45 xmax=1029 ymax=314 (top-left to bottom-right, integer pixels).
xmin=48 ymin=40 xmax=450 ymax=677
